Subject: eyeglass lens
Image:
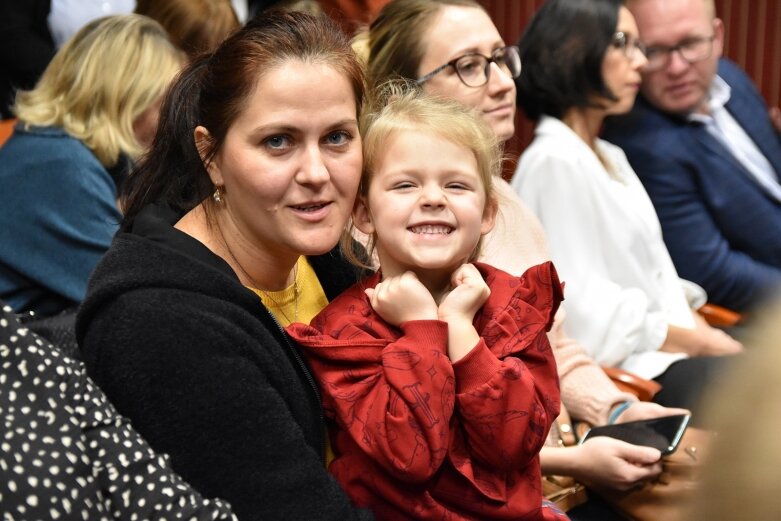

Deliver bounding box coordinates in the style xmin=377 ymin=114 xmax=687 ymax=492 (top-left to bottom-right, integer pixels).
xmin=612 ymin=32 xmax=646 ymax=58
xmin=645 ymin=37 xmax=714 ymax=69
xmin=455 ymin=47 xmax=521 ymax=87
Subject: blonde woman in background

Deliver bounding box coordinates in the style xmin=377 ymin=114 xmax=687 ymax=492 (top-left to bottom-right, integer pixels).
xmin=0 ymin=14 xmax=183 ymax=317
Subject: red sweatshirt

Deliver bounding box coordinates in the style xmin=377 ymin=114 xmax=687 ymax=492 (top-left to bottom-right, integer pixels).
xmin=288 ymin=262 xmax=566 ymax=520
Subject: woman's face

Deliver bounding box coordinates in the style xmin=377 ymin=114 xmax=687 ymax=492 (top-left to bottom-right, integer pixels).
xmin=600 ymin=6 xmax=648 ymax=116
xmin=201 ymin=60 xmax=362 ymax=260
xmin=132 ymin=95 xmax=164 ymax=150
xmin=417 ymin=5 xmax=517 ymax=142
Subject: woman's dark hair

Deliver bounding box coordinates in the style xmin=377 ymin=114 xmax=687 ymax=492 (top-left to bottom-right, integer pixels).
xmin=121 ymin=9 xmax=365 ymax=228
xmin=516 ymin=0 xmax=622 ymax=121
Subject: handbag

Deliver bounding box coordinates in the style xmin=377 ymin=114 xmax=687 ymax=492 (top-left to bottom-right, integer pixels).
xmin=542 ymin=474 xmax=588 ymax=513
xmin=542 ymin=406 xmax=588 ymax=512
xmin=590 ymin=427 xmax=714 ymax=521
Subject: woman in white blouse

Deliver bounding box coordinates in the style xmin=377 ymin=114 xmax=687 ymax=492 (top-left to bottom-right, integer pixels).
xmin=511 ymin=0 xmax=741 ymax=408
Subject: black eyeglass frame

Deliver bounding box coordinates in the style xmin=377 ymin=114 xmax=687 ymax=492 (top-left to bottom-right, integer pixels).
xmin=642 ymin=35 xmax=716 ymax=71
xmin=416 ymin=45 xmax=521 ymax=88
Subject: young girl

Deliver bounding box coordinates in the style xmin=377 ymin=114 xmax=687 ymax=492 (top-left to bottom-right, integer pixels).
xmin=288 ymin=86 xmax=567 ymax=521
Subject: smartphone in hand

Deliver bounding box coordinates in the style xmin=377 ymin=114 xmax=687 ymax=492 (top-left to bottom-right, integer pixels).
xmin=580 ymin=414 xmax=691 ymax=455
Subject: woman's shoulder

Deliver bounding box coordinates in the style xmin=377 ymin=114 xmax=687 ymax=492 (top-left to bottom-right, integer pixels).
xmin=2 ymin=125 xmax=97 ymax=160
xmin=0 ymin=125 xmax=109 ymax=189
xmin=516 ymin=121 xmax=588 ymax=183
xmin=78 ymin=233 xmax=280 ymax=354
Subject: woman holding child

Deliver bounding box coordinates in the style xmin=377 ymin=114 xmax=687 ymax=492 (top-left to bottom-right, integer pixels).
xmin=77 ymin=11 xmax=373 ymax=520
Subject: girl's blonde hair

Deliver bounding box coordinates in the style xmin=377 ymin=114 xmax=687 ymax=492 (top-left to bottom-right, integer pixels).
xmin=14 ymin=14 xmax=183 ymax=167
xmin=344 ymin=81 xmax=501 ymax=268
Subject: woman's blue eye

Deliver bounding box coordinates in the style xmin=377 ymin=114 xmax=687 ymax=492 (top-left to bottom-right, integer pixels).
xmin=327 ymin=131 xmax=350 ymax=145
xmin=264 ymin=135 xmax=290 ymax=149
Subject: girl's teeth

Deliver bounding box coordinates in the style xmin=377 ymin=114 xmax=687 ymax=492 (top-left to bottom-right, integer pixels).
xmin=411 ymin=225 xmax=452 ymax=234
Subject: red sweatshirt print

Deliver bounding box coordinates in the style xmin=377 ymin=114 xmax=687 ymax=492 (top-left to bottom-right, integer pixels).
xmin=288 ymin=261 xmax=567 ymax=520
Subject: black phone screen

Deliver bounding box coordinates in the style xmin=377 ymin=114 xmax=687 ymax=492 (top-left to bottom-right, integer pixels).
xmin=580 ymin=414 xmax=691 ymax=454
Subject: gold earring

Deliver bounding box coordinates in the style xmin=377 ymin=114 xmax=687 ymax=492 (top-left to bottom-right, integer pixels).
xmin=213 ymin=186 xmax=223 ymax=204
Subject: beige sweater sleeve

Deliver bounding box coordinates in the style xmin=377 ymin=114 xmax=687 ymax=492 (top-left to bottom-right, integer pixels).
xmin=549 ymin=308 xmax=637 ymax=426
xmin=482 ymin=179 xmax=634 ymax=426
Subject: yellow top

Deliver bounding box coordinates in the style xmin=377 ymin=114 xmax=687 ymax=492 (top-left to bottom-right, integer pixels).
xmin=248 ymin=256 xmax=328 ymax=327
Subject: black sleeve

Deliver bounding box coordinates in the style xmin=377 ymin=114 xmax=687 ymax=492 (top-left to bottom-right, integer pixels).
xmin=0 ymin=0 xmax=55 ymax=83
xmin=0 ymin=0 xmax=55 ymax=116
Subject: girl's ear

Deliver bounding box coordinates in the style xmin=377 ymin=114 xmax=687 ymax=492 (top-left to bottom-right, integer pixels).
xmin=194 ymin=125 xmax=222 ymax=186
xmin=352 ymin=196 xmax=376 ymax=235
xmin=480 ymin=196 xmax=498 ymax=235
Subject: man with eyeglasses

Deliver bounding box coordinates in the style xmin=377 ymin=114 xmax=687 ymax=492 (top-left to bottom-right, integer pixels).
xmin=603 ymin=0 xmax=781 ymax=313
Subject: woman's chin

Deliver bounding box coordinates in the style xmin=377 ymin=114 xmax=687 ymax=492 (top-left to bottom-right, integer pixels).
xmin=490 ymin=119 xmax=515 ymax=143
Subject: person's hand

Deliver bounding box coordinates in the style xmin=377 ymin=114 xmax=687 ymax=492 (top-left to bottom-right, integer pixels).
xmin=438 ymin=264 xmax=490 ymax=323
xmin=614 ymin=401 xmax=689 ymax=424
xmin=770 ymin=106 xmax=781 ymax=133
xmin=661 ymin=312 xmax=742 ymax=356
xmin=365 ymin=272 xmax=438 ymax=326
xmin=692 ymin=312 xmax=743 ymax=356
xmin=573 ymin=437 xmax=662 ymax=491
xmin=437 ymin=264 xmax=490 ymax=362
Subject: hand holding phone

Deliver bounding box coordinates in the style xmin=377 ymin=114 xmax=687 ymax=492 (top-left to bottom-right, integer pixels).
xmin=580 ymin=414 xmax=691 ymax=455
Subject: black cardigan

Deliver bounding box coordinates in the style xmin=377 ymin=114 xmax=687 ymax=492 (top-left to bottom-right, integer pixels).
xmin=76 ymin=204 xmax=373 ymax=521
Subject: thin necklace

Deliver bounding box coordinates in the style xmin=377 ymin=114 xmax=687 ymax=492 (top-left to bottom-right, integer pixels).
xmin=216 ymin=223 xmax=299 ymax=322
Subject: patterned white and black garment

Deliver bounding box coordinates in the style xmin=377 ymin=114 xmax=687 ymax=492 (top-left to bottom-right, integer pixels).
xmin=0 ymin=304 xmax=237 ymax=520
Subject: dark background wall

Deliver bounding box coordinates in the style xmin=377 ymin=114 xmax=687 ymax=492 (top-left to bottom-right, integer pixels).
xmin=478 ymin=0 xmax=781 ymax=176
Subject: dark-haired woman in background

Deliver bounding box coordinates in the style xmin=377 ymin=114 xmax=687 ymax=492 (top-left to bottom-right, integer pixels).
xmin=76 ymin=11 xmax=373 ymax=521
xmin=511 ymin=0 xmax=740 ymax=412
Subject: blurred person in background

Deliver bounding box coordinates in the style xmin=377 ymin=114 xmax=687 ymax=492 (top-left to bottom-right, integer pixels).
xmin=512 ymin=0 xmax=740 ymax=412
xmin=603 ymin=0 xmax=781 ymax=313
xmin=0 ymin=1 xmax=55 ymax=119
xmin=135 ymin=0 xmax=240 ymax=59
xmin=48 ymin=0 xmax=135 ymax=47
xmin=687 ymin=297 xmax=781 ymax=521
xmin=0 ymin=14 xmax=183 ymax=317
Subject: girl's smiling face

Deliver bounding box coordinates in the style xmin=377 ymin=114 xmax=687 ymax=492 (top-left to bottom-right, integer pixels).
xmin=354 ymin=129 xmax=496 ymax=280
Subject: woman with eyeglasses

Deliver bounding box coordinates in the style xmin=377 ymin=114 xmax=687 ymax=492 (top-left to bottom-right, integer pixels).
xmin=512 ymin=0 xmax=741 ymax=421
xmin=363 ymin=1 xmax=689 ymax=519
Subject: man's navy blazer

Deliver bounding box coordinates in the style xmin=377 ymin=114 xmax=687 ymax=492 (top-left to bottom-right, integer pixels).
xmin=603 ymin=59 xmax=781 ymax=312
